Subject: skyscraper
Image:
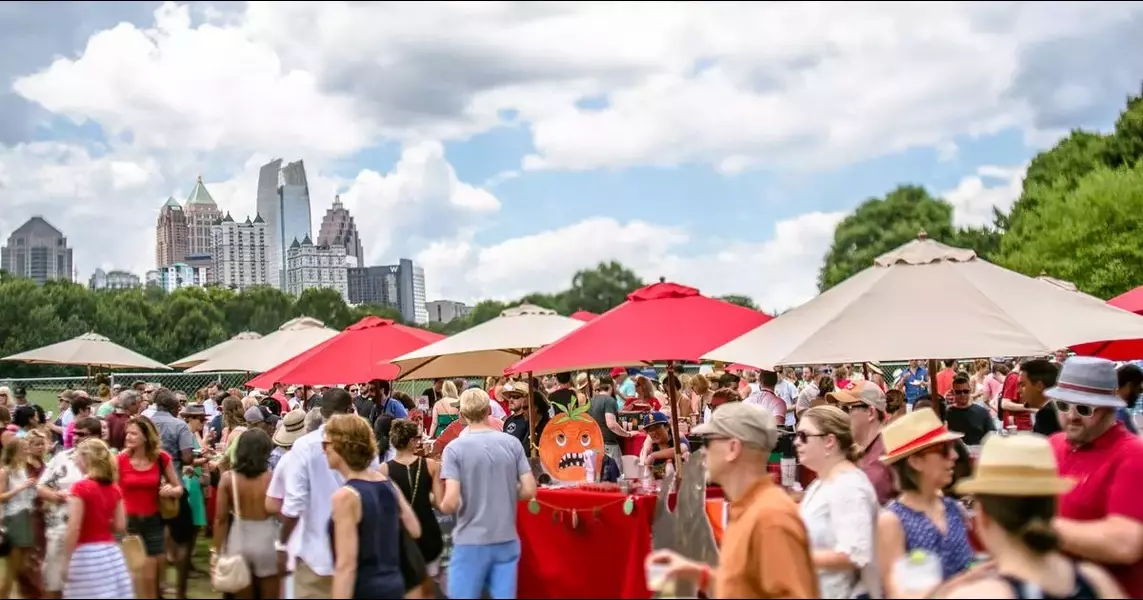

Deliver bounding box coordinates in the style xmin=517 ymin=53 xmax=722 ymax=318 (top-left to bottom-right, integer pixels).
xmin=285 ymin=235 xmax=348 ymax=300
xmin=1 ymin=216 xmax=74 ymax=284
xmin=211 ymin=212 xmax=270 ymax=291
xmin=316 ymin=195 xmax=364 ymax=267
xmin=184 ymin=176 xmax=222 ymax=257
xmin=155 ymin=196 xmax=189 ymax=267
xmin=256 ymin=158 xmax=313 ymax=289
xmin=347 ymin=258 xmax=428 ymax=324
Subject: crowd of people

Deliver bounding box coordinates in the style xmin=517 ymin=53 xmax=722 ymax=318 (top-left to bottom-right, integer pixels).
xmin=0 ymin=351 xmax=1138 ymax=599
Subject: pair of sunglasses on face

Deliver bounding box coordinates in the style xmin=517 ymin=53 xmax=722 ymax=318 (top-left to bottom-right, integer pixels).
xmin=1054 ymin=400 xmax=1096 ymax=417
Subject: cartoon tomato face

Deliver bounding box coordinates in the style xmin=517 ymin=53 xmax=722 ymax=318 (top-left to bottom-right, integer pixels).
xmin=538 ymin=402 xmax=605 ymax=481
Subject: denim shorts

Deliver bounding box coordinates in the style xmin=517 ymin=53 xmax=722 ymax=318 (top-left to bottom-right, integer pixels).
xmin=447 ymin=540 xmax=521 ymax=600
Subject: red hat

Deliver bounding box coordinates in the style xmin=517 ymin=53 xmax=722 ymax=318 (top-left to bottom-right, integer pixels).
xmin=609 ymin=367 xmax=626 ymax=377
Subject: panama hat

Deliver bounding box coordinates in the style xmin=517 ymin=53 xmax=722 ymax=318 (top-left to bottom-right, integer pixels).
xmin=1043 ymin=356 xmax=1125 ymax=409
xmin=574 ymin=372 xmax=590 ymax=390
xmin=880 ymin=409 xmax=963 ymax=464
xmin=273 ymin=409 xmax=307 ymax=448
xmin=955 ymin=433 xmax=1074 ymax=496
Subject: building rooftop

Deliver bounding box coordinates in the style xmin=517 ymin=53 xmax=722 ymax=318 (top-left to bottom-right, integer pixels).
xmin=10 ymin=216 xmax=64 ymax=239
xmin=185 ymin=175 xmax=218 ymax=207
xmin=162 ymin=196 xmax=182 ymax=209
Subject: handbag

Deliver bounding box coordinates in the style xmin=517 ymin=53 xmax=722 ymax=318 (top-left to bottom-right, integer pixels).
xmin=393 ymin=466 xmax=428 ymax=591
xmin=211 ymin=474 xmax=252 ymax=593
xmin=157 ymin=454 xmax=180 ymax=520
xmin=120 ymin=534 xmax=146 ymax=572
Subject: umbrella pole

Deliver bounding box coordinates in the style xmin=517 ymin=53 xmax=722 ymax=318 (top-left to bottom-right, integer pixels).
xmin=526 ymin=371 xmax=537 ymax=459
xmin=927 ymin=359 xmax=944 ymax=421
xmin=666 ymin=361 xmax=683 ymax=471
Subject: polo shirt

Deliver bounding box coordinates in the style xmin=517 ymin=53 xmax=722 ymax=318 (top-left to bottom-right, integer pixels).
xmin=717 ymin=477 xmax=818 ymax=598
xmin=856 ymin=433 xmax=896 ymax=506
xmin=1051 ymin=424 xmax=1143 ymax=597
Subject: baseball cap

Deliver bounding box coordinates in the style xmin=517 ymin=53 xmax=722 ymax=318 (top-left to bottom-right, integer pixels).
xmin=691 ymin=402 xmax=777 ymax=451
xmin=827 ymin=380 xmax=887 ymax=412
xmin=609 ymin=367 xmax=626 ymax=378
xmin=243 ymin=406 xmax=267 ymax=424
xmin=502 ymin=381 xmax=528 ymax=395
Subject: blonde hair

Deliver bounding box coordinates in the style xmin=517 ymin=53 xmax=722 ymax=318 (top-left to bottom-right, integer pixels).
xmin=241 ymin=396 xmax=259 ymax=411
xmin=690 ymin=374 xmax=710 ymax=395
xmin=441 ymin=380 xmax=459 ymax=400
xmin=76 ymin=438 xmax=117 ymax=483
xmin=0 ymin=437 xmax=26 ymax=470
xmin=459 ymin=388 xmax=492 ymax=423
xmin=802 ymin=405 xmax=862 ymax=462
xmin=325 ymin=414 xmax=377 ymax=471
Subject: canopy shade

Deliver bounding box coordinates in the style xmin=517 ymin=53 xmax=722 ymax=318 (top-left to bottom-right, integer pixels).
xmin=569 ymin=310 xmax=599 ymax=322
xmin=505 ymin=282 xmax=772 ymax=376
xmin=391 ymin=304 xmax=584 ymax=379
xmin=169 ymin=331 xmax=263 ymax=369
xmin=1108 ymin=284 xmax=1143 ymax=315
xmin=247 ymin=316 xmax=444 ymax=388
xmin=703 ymin=235 xmax=1143 ymax=368
xmin=185 ymin=316 xmax=338 ymax=373
xmin=1 ymin=332 xmax=171 ymax=370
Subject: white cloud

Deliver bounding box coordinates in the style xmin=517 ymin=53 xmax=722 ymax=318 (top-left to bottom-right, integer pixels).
xmin=943 ymin=164 xmax=1028 ymax=228
xmin=419 ymin=211 xmax=844 ymax=313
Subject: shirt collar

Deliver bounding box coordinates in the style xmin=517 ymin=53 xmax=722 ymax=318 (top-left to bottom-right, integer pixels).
xmin=1079 ymin=422 xmax=1132 ymax=452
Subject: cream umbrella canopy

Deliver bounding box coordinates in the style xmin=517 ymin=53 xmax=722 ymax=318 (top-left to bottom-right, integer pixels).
xmin=169 ymin=331 xmax=263 ymax=369
xmin=1 ymin=332 xmax=171 ymax=370
xmin=185 ymin=317 xmax=338 ymax=373
xmin=391 ymin=304 xmax=585 ymax=379
xmin=703 ymin=233 xmax=1143 ymax=368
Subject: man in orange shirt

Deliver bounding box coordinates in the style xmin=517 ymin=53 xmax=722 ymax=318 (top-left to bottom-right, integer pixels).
xmin=646 ymin=403 xmax=818 ymax=598
xmin=936 ymin=359 xmax=957 ymax=398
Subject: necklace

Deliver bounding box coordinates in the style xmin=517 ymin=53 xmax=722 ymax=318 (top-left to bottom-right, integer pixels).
xmin=409 ymin=457 xmax=422 ymax=502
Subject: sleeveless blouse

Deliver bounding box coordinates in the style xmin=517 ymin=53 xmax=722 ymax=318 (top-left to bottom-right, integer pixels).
xmin=887 ymin=497 xmax=974 ymax=580
xmin=386 ymin=457 xmax=443 ymax=563
xmin=1001 ymin=563 xmax=1099 ymax=599
xmin=329 ymin=479 xmax=404 ymax=598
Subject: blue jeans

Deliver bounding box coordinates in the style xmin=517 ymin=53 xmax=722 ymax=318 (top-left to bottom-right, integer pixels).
xmin=448 ymin=539 xmax=521 ymax=599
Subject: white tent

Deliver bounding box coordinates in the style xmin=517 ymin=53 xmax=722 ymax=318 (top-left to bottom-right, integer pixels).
xmin=704 ymin=234 xmax=1143 ymax=368
xmin=185 ymin=317 xmax=338 ymax=373
xmin=169 ymin=331 xmax=263 ymax=369
xmin=391 ymin=304 xmax=584 ymax=379
xmin=1 ymin=332 xmax=171 ymax=370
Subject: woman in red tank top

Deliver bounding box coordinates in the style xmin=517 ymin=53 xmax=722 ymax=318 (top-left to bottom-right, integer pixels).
xmin=116 ymin=416 xmax=182 ymax=598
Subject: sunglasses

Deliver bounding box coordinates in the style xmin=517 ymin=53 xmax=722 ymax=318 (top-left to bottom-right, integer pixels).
xmin=795 ymin=431 xmax=828 ymax=444
xmin=839 ymin=403 xmax=869 ymax=413
xmin=920 ymin=442 xmax=955 ymax=456
xmin=952 ymin=389 xmax=971 ymax=396
xmin=1054 ymin=400 xmax=1096 ymax=417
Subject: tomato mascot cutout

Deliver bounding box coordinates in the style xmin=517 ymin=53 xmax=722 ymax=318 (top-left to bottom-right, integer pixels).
xmin=539 ymin=400 xmax=604 ymax=481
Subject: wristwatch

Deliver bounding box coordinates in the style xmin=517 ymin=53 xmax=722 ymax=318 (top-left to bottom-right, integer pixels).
xmin=274 ymin=540 xmax=289 ymax=553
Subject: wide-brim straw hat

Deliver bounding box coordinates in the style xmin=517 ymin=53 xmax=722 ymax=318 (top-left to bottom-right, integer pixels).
xmin=1043 ymin=356 xmax=1125 ymax=409
xmin=880 ymin=409 xmax=963 ymax=464
xmin=956 ymin=433 xmax=1075 ymax=496
xmin=574 ymin=372 xmax=590 ymax=390
xmin=273 ymin=409 xmax=307 ymax=448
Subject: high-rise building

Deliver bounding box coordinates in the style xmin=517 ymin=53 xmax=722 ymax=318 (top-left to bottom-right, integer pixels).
xmin=1 ymin=216 xmax=74 ymax=284
xmin=316 ymin=195 xmax=364 ymax=268
xmin=89 ymin=269 xmax=142 ymax=290
xmin=145 ymin=263 xmax=209 ymax=293
xmin=347 ymin=258 xmax=427 ymax=324
xmin=425 ymin=300 xmax=471 ymax=324
xmin=184 ymin=176 xmax=223 ymax=258
xmin=285 ymin=235 xmax=348 ymax=300
xmin=211 ymin=212 xmax=270 ymax=291
xmin=256 ymin=158 xmax=313 ymax=289
xmin=155 ymin=197 xmax=189 ymax=267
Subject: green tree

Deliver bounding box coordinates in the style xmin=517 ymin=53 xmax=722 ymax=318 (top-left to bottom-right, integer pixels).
xmin=718 ymin=294 xmax=759 ymax=310
xmin=560 ymin=260 xmax=644 ymax=314
xmin=294 ymin=287 xmax=355 ymax=330
xmin=995 ymin=163 xmax=1143 ymax=300
xmin=1102 ymin=86 xmax=1143 ymax=169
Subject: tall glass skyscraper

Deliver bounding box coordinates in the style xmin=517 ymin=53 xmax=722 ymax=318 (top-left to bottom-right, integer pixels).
xmin=256 ymin=158 xmax=313 ymax=288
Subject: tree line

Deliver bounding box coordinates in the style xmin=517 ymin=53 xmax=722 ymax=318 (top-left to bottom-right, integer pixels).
xmin=2 ymin=87 xmax=1139 ymax=378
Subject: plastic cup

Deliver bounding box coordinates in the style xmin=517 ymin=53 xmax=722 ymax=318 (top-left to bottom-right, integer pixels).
xmin=645 ymin=562 xmax=669 ymax=592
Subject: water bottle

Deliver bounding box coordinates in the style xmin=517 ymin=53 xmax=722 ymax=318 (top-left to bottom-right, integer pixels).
xmin=893 ymin=550 xmax=942 ymax=597
xmin=663 ymin=461 xmax=676 ymax=493
xmin=583 ymin=449 xmax=596 ymax=483
xmin=640 ymin=462 xmax=654 ymax=492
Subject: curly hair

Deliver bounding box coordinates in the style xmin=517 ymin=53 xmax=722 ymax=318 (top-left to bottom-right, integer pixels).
xmin=325 ymin=414 xmax=377 ymax=471
xmin=388 ymin=418 xmax=421 ymax=451
xmin=127 ymin=415 xmax=162 ymax=461
xmin=76 ymin=438 xmax=117 ymax=484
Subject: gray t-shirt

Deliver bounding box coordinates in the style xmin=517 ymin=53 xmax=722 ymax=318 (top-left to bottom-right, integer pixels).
xmin=441 ymin=429 xmax=530 ymax=546
xmin=588 ymin=395 xmax=620 ymax=445
xmin=150 ymin=410 xmax=194 ymax=471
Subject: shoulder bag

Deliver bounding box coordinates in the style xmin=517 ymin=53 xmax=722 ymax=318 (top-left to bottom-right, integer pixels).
xmin=157 ymin=453 xmax=181 ymax=520
xmin=211 ymin=474 xmax=252 ymax=593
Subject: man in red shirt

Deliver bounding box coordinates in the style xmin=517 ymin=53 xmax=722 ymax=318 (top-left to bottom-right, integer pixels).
xmin=1046 ymin=356 xmax=1143 ymax=597
xmin=935 ymin=359 xmax=956 ymax=398
xmin=999 ymin=357 xmax=1034 ymax=431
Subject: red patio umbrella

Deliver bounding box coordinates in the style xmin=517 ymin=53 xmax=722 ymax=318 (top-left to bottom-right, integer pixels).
xmin=505 ymin=281 xmax=771 ymax=376
xmin=1071 ymin=285 xmax=1143 ymax=360
xmin=569 ymin=310 xmax=599 ymax=322
xmin=246 ymin=316 xmax=445 ymax=388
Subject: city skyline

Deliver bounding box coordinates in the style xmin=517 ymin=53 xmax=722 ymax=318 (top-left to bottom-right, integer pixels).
xmin=0 ymin=3 xmax=1139 ymax=310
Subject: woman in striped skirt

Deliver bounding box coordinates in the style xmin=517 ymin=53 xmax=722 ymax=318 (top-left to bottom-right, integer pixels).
xmin=62 ymin=438 xmax=135 ymax=599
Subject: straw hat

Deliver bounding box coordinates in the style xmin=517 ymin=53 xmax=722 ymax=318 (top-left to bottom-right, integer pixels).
xmin=574 ymin=372 xmax=590 ymax=390
xmin=955 ymin=433 xmax=1074 ymax=496
xmin=880 ymin=409 xmax=963 ymax=464
xmin=273 ymin=409 xmax=307 ymax=448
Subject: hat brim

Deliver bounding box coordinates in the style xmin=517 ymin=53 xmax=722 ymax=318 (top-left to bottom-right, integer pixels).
xmin=690 ymin=421 xmax=719 ymax=437
xmin=955 ymin=475 xmax=1075 ymax=497
xmin=273 ymin=429 xmax=304 ymax=447
xmin=640 ymin=421 xmax=669 ymax=431
xmin=880 ymin=431 xmax=964 ymax=464
xmin=1043 ymin=386 xmax=1125 ymax=409
xmin=827 ymin=390 xmax=861 ymax=404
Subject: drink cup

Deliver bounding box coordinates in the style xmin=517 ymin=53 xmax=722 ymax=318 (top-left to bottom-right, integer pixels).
xmin=645 ymin=562 xmax=669 ymax=592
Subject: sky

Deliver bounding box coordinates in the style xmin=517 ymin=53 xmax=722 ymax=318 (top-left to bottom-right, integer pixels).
xmin=1 ymin=1 xmax=1141 ymax=313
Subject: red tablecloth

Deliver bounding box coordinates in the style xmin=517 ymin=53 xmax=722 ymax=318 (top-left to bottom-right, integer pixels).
xmin=518 ymin=488 xmax=657 ymax=599
xmin=622 ymin=432 xmax=647 ymax=456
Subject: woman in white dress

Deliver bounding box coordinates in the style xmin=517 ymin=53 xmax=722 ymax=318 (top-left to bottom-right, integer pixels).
xmin=795 ymin=405 xmax=881 ymax=599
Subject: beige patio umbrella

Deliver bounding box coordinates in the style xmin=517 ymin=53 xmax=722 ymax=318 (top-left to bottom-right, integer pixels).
xmin=1 ymin=332 xmax=171 ymax=370
xmin=185 ymin=316 xmax=338 ymax=373
xmin=703 ymin=233 xmax=1143 ymax=369
xmin=169 ymin=331 xmax=263 ymax=369
xmin=391 ymin=304 xmax=585 ymax=379
xmin=1036 ymin=274 xmax=1104 ymax=303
